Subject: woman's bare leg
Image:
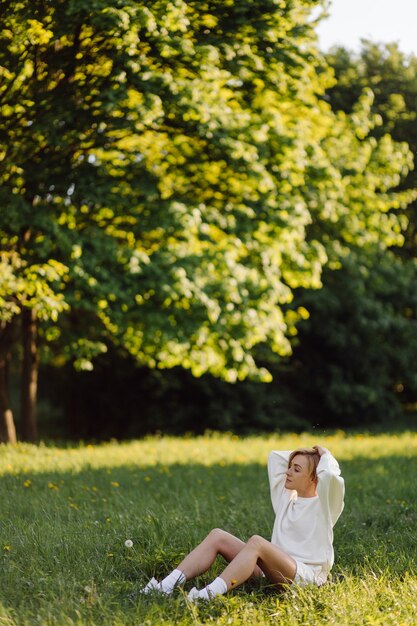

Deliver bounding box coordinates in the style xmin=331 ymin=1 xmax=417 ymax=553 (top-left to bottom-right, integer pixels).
xmin=178 ymin=528 xmax=263 ymax=579
xmin=218 ymin=535 xmax=297 ymax=590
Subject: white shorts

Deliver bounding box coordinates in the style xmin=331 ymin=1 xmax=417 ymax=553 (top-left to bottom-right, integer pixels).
xmin=294 ymin=561 xmax=328 ymax=587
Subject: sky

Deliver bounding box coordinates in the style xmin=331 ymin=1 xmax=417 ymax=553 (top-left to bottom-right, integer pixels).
xmin=315 ymin=0 xmax=417 ymax=57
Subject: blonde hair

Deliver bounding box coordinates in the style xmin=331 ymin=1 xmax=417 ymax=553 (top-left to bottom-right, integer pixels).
xmin=288 ymin=448 xmax=320 ymax=481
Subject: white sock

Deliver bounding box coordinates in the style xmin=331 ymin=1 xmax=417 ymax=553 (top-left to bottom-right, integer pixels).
xmin=159 ymin=568 xmax=186 ymax=593
xmin=198 ymin=576 xmax=228 ymax=600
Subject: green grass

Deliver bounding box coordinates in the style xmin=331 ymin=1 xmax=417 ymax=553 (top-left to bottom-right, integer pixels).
xmin=1 ymin=431 xmax=416 ymax=625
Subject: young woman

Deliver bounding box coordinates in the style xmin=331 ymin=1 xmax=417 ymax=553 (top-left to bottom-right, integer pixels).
xmin=141 ymin=445 xmax=345 ymax=601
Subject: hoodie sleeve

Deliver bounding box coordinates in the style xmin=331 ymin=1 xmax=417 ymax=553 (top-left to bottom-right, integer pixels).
xmin=316 ymin=451 xmax=345 ymax=526
xmin=267 ymin=450 xmax=291 ymax=514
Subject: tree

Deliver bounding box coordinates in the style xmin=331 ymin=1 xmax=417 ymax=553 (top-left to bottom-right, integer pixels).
xmin=1 ymin=0 xmax=146 ymax=440
xmin=281 ymin=42 xmax=417 ymax=427
xmin=325 ymin=41 xmax=417 ymax=257
xmin=288 ymin=250 xmax=417 ymax=426
xmin=1 ymin=2 xmax=415 ymax=441
xmin=0 ymin=252 xmax=67 ymax=441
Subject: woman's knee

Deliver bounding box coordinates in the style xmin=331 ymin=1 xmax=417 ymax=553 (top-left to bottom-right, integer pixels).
xmin=207 ymin=528 xmax=227 ymax=545
xmin=207 ymin=528 xmax=241 ymax=555
xmin=247 ymin=534 xmax=265 ymax=548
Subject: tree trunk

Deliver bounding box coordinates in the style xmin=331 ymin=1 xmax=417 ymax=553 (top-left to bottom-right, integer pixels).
xmin=21 ymin=308 xmax=38 ymax=442
xmin=0 ymin=321 xmax=17 ymax=444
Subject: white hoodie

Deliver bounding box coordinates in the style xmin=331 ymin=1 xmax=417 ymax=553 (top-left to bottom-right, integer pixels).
xmin=267 ymin=450 xmax=345 ymax=574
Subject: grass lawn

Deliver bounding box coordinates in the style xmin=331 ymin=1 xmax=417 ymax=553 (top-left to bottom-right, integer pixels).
xmin=0 ymin=431 xmax=416 ymax=625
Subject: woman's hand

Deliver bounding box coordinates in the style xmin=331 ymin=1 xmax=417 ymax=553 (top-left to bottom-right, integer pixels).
xmin=313 ymin=445 xmax=328 ymax=457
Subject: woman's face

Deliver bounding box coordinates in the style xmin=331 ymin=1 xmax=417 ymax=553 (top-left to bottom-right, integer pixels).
xmin=285 ymin=454 xmax=316 ymax=496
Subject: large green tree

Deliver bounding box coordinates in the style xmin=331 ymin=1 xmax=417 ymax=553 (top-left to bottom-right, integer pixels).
xmin=1 ymin=2 xmax=415 ymax=441
xmin=282 ymin=42 xmax=417 ymax=427
xmin=325 ymin=41 xmax=417 ymax=256
xmin=287 ymin=250 xmax=417 ymax=427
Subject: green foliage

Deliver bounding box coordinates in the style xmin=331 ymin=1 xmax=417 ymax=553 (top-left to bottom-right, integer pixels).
xmin=3 ymin=6 xmax=417 ymax=442
xmin=283 ymin=41 xmax=417 ymax=427
xmin=325 ymin=41 xmax=417 ymax=257
xmin=0 ymin=433 xmax=417 ymax=625
xmin=2 ymin=1 xmax=415 ymax=390
xmin=287 ymin=250 xmax=417 ymax=426
xmin=0 ymin=251 xmax=68 ymax=323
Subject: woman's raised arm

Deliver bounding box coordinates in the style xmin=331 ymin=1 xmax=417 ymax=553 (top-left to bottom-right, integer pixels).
xmin=267 ymin=450 xmax=291 ymax=513
xmin=315 ymin=447 xmax=345 ymax=526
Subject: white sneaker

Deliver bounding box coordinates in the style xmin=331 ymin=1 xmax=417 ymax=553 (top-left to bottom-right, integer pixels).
xmin=187 ymin=587 xmax=209 ymax=602
xmin=140 ymin=577 xmax=164 ymax=594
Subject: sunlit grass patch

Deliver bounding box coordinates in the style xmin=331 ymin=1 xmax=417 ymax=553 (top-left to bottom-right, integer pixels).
xmin=1 ymin=431 xmax=416 ymax=625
